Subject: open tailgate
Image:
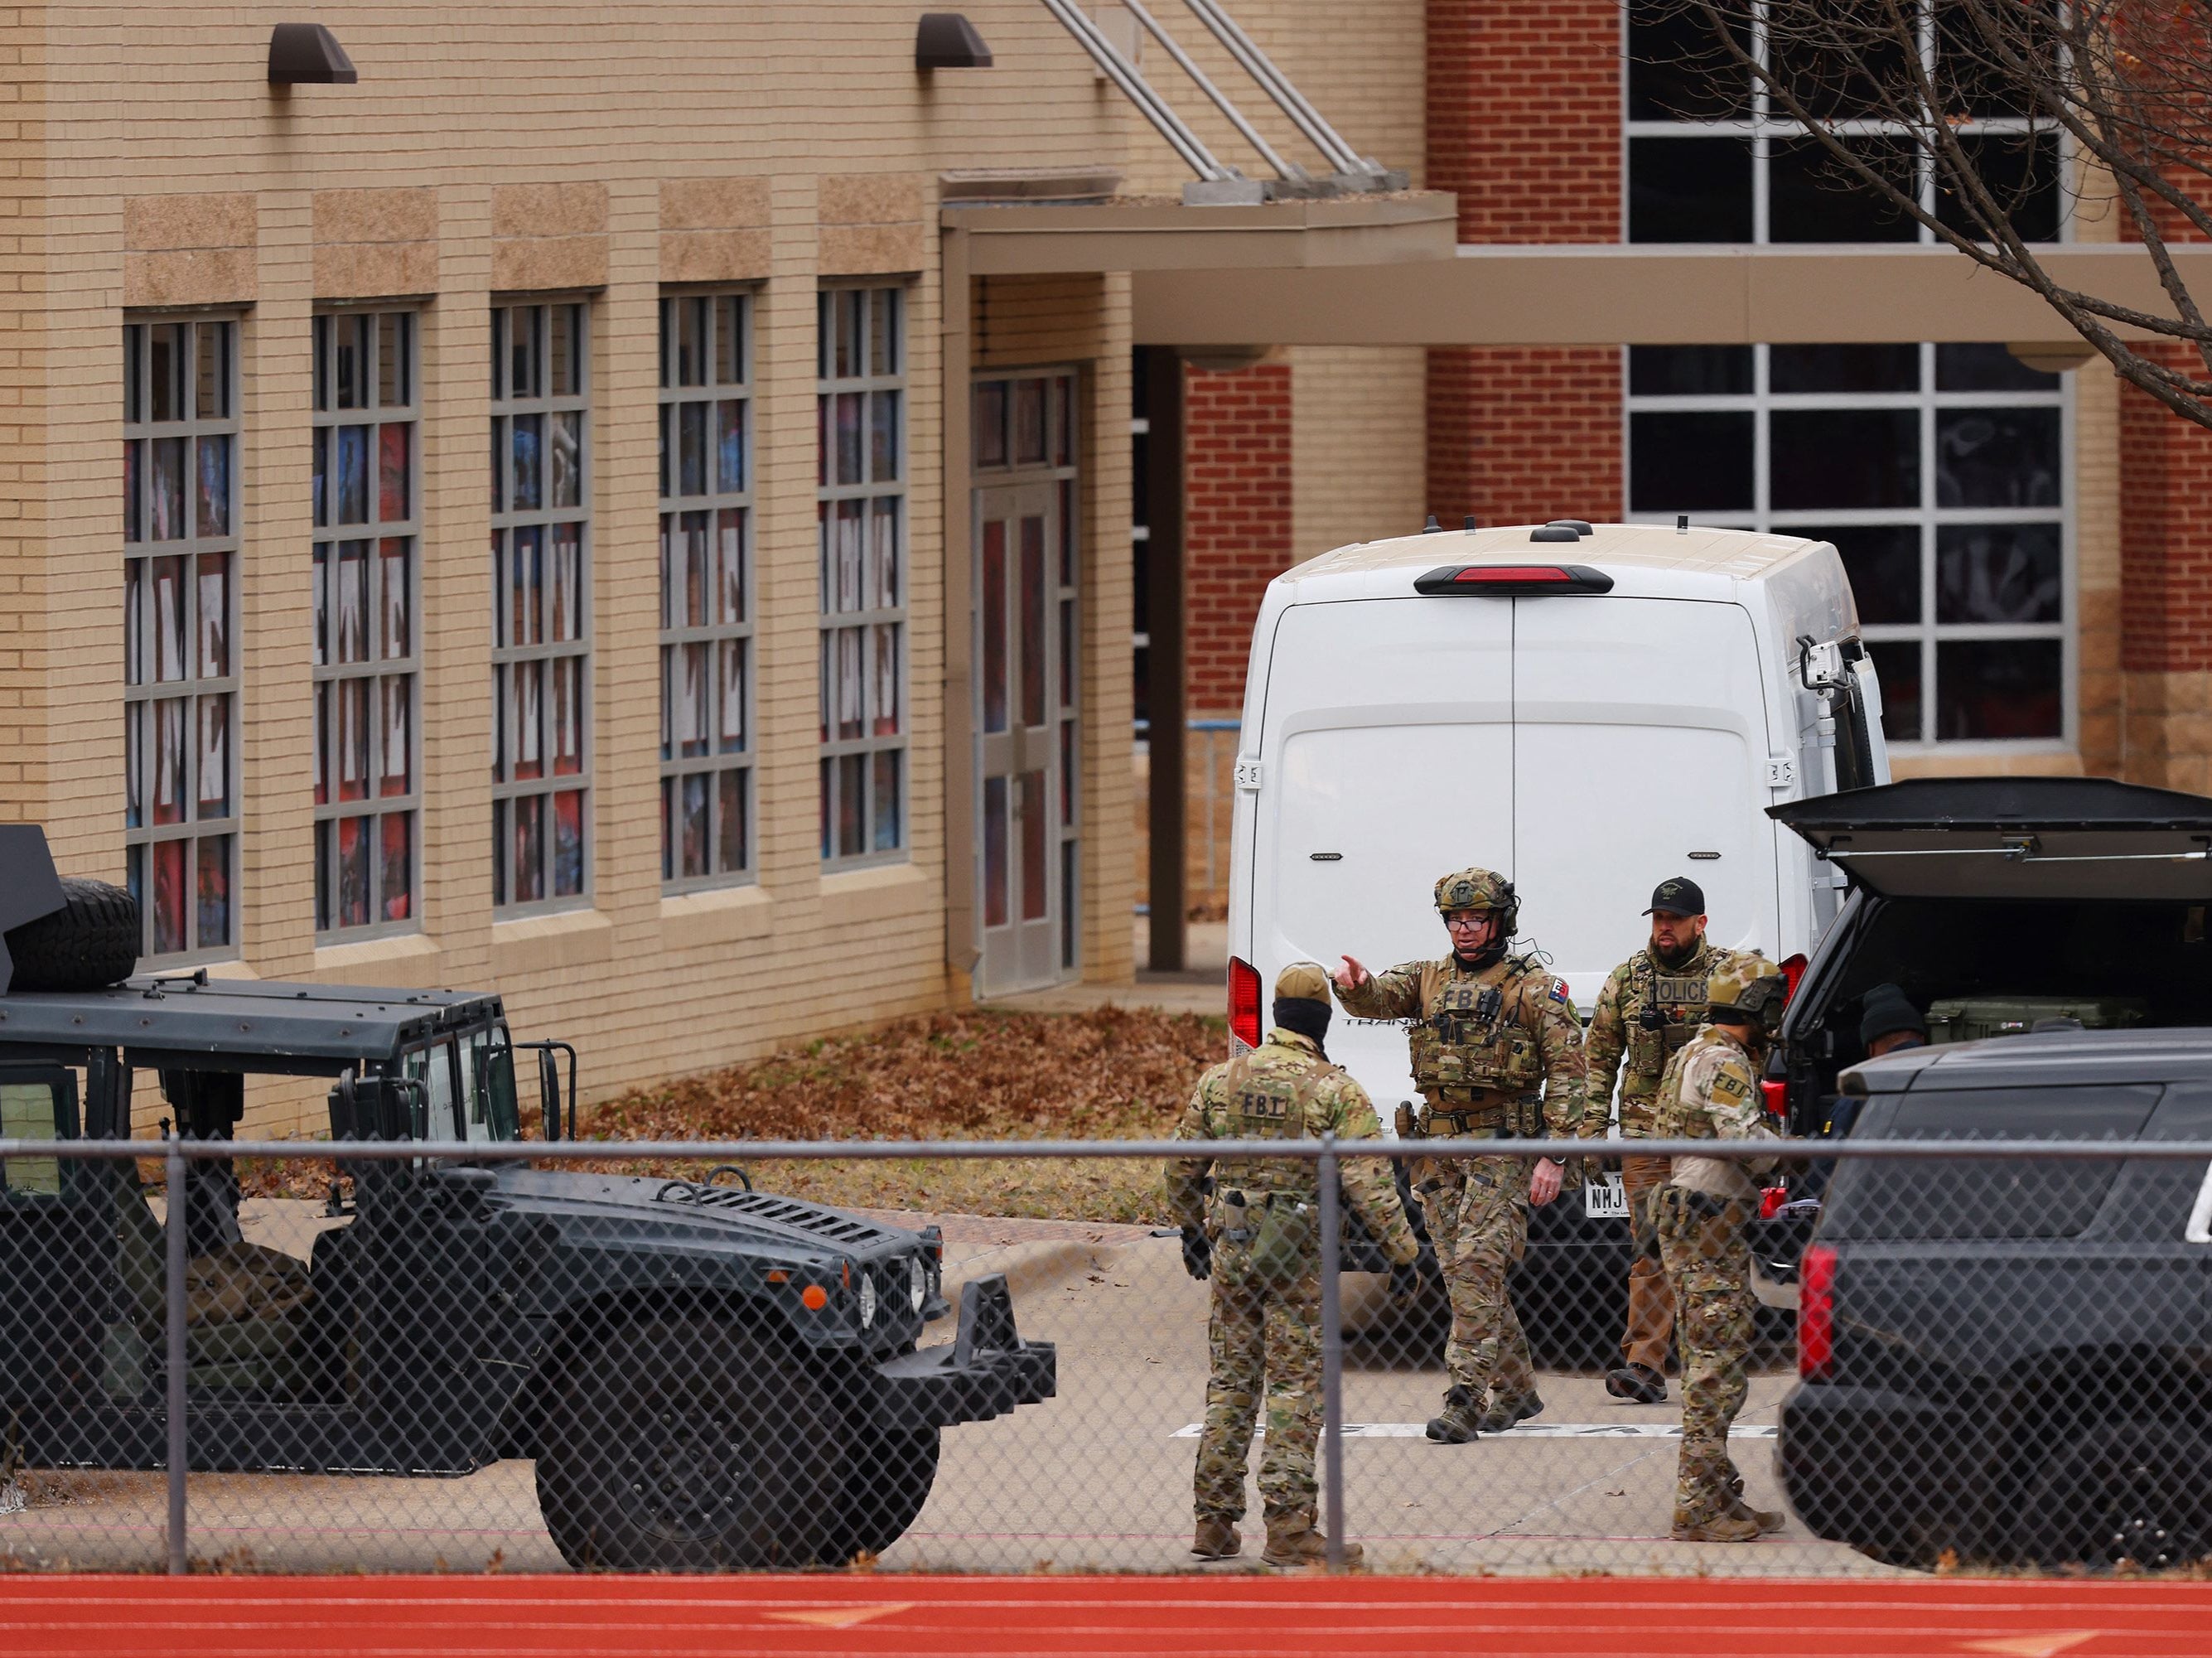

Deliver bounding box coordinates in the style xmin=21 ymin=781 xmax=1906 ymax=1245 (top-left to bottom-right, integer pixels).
xmin=1768 ymin=777 xmax=2212 ymax=901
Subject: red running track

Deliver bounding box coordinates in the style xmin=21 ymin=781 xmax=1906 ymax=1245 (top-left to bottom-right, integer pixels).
xmin=3 ymin=1573 xmax=2207 ymax=1658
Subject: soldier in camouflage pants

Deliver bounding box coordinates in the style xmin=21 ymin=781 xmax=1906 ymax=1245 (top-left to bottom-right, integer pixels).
xmin=1165 ymin=962 xmax=1420 ymax=1569
xmin=1334 ymin=867 xmax=1595 ymax=1444
xmin=1651 ymin=954 xmax=1788 ymax=1542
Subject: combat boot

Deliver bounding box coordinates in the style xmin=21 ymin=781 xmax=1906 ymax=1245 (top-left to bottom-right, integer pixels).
xmin=1604 ymin=1362 xmax=1668 ymax=1404
xmin=1262 ymin=1513 xmax=1361 ymax=1570
xmin=1424 ymin=1385 xmax=1481 ymax=1443
xmin=1475 ymin=1389 xmax=1544 ymax=1433
xmin=1728 ymin=1497 xmax=1785 ymax=1535
xmin=1671 ymin=1509 xmax=1765 ymax=1543
xmin=1190 ymin=1517 xmax=1241 ymax=1559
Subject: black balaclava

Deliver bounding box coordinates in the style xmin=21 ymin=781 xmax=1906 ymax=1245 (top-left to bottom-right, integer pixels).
xmin=1273 ymin=996 xmax=1332 ymax=1054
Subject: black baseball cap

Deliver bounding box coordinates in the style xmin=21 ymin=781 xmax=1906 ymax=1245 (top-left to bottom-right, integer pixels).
xmin=1643 ymin=877 xmax=1706 ymax=917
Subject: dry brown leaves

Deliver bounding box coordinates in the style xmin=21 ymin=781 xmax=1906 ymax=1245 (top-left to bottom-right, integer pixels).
xmin=582 ymin=1006 xmax=1226 ymax=1225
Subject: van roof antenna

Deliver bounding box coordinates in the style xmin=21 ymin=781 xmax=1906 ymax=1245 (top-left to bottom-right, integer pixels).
xmin=1676 ymin=515 xmax=1688 ymax=534
xmin=1422 ymin=515 xmax=1442 ymax=534
xmin=1463 ymin=515 xmax=1477 ymax=532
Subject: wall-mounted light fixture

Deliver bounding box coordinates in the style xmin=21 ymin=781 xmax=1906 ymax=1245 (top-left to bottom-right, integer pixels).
xmin=916 ymin=12 xmax=993 ymax=70
xmin=268 ymin=22 xmax=358 ymax=86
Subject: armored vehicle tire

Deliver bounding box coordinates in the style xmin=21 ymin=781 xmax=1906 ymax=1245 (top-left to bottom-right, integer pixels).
xmin=819 ymin=1426 xmax=940 ymax=1564
xmin=535 ymin=1312 xmax=847 ymax=1572
xmin=4 ymin=877 xmax=138 ymax=991
xmin=2018 ymin=1420 xmax=2212 ymax=1571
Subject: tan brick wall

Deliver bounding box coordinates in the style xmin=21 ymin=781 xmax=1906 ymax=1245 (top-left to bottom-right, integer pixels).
xmin=1288 ymin=346 xmax=1427 ymax=562
xmin=1110 ymin=0 xmax=1428 ymax=198
xmin=7 ymin=2 xmax=1142 ymax=1134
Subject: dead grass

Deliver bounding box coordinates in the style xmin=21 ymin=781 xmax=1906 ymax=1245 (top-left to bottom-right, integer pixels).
xmin=234 ymin=1007 xmax=1226 ymax=1223
xmin=580 ymin=1005 xmax=1226 ymax=1224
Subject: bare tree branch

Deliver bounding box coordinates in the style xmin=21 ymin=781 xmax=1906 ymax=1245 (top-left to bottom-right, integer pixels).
xmin=1652 ymin=0 xmax=2212 ymax=427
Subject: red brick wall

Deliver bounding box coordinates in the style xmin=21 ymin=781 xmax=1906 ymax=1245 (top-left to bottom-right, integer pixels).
xmin=1427 ymin=347 xmax=1623 ymax=529
xmin=1426 ymin=0 xmax=1621 ymax=243
xmin=1184 ymin=360 xmax=1293 ymax=714
xmin=2121 ymin=346 xmax=2212 ymax=673
xmin=1424 ymin=0 xmax=1624 ymax=538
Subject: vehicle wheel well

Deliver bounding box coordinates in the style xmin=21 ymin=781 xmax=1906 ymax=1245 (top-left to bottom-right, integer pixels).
xmin=498 ymin=1285 xmax=795 ymax=1459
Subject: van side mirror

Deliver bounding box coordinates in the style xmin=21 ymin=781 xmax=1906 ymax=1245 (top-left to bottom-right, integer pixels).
xmin=539 ymin=1049 xmax=562 ymax=1141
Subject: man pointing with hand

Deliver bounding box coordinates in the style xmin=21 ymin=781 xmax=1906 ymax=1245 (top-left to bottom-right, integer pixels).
xmin=1334 ymin=867 xmax=1591 ymax=1444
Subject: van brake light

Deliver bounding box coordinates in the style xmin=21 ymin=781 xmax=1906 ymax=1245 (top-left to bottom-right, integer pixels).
xmin=1780 ymin=952 xmax=1808 ymax=1001
xmin=1228 ymin=957 xmax=1262 ymax=1052
xmin=1799 ymin=1244 xmax=1837 ymax=1380
xmin=1760 ymin=1079 xmax=1788 ymax=1119
xmin=1413 ymin=563 xmax=1615 ymax=597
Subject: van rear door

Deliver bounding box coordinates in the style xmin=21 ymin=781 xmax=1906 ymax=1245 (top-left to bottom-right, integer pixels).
xmin=1511 ymin=597 xmax=1779 ymax=1001
xmin=1253 ymin=597 xmax=1514 ymax=1106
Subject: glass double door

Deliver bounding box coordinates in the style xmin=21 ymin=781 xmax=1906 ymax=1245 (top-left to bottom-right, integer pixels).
xmin=974 ymin=480 xmax=1077 ymax=996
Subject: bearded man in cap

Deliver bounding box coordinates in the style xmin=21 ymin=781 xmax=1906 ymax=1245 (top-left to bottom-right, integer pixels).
xmin=1584 ymin=877 xmax=1745 ymax=1406
xmin=1332 ymin=867 xmax=1591 ymax=1445
xmin=1165 ymin=961 xmax=1422 ymax=1569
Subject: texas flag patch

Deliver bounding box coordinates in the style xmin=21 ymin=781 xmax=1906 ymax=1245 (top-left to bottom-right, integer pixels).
xmin=1549 ymin=980 xmax=1570 ymax=1003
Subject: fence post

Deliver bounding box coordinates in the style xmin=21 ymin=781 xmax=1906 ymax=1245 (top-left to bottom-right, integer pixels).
xmin=165 ymin=1138 xmax=187 ymax=1576
xmin=1316 ymin=1132 xmax=1345 ymax=1570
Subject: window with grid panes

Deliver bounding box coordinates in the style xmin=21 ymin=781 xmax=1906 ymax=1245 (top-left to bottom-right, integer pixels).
xmin=1625 ymin=0 xmax=2060 ymax=246
xmin=1625 ymin=342 xmax=2069 ymax=746
xmin=490 ymin=301 xmax=591 ymax=911
xmin=659 ymin=292 xmax=754 ymax=890
xmin=817 ymin=286 xmax=907 ymax=864
xmin=312 ymin=308 xmax=420 ymax=936
xmin=123 ymin=316 xmax=240 ymax=963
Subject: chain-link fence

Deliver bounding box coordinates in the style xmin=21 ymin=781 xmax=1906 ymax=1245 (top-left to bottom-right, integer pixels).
xmin=0 ymin=1128 xmax=2206 ymax=1578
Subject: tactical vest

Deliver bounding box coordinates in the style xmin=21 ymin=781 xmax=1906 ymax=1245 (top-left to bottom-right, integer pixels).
xmin=1207 ymin=1049 xmax=1324 ymax=1201
xmin=1407 ymin=957 xmax=1545 ymax=1100
xmin=1624 ymin=947 xmax=1719 ymax=1090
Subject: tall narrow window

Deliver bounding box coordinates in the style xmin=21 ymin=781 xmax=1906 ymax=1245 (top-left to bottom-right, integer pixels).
xmin=312 ymin=308 xmax=420 ymax=936
xmin=817 ymin=285 xmax=907 ymax=864
xmin=123 ymin=316 xmax=240 ymax=963
xmin=490 ymin=301 xmax=592 ymax=911
xmin=659 ymin=291 xmax=754 ymax=890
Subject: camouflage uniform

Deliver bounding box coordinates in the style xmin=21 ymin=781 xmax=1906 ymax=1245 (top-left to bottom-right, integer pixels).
xmin=1164 ymin=1025 xmax=1418 ymax=1527
xmin=1335 ymin=870 xmax=1590 ymax=1429
xmin=1653 ymin=1018 xmax=1780 ymax=1530
xmin=1586 ymin=935 xmax=1742 ymax=1376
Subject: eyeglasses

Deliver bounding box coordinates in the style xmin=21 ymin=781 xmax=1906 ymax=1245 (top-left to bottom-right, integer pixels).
xmin=1443 ymin=912 xmax=1491 ymax=929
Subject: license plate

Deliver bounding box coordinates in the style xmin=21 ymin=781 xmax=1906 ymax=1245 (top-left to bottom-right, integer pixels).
xmin=1584 ymin=1171 xmax=1630 ymax=1221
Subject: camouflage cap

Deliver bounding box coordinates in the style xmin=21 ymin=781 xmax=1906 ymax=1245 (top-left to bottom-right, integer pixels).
xmin=1707 ymin=950 xmax=1789 ymax=1033
xmin=1274 ymin=960 xmax=1331 ymax=1003
xmin=1432 ymin=866 xmax=1511 ymax=915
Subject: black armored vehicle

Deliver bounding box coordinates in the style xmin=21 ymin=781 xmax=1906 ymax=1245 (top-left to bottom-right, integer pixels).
xmin=0 ymin=840 xmax=1053 ymax=1571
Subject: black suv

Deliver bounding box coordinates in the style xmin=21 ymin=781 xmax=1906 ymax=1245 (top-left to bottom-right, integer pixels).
xmin=0 ymin=832 xmax=1053 ymax=1571
xmin=1778 ymin=1028 xmax=2212 ymax=1571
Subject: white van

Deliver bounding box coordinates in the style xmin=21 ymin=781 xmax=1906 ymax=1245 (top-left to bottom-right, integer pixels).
xmin=1224 ymin=520 xmax=1889 ymax=1349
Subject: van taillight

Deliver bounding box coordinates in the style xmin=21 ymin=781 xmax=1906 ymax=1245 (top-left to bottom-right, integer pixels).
xmin=1799 ymin=1244 xmax=1837 ymax=1381
xmin=1780 ymin=952 xmax=1808 ymax=1002
xmin=1760 ymin=1079 xmax=1788 ymax=1119
xmin=1413 ymin=562 xmax=1615 ymax=597
xmin=1228 ymin=957 xmax=1262 ymax=1052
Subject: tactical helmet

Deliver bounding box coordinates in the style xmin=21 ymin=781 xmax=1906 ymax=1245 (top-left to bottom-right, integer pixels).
xmin=1707 ymin=951 xmax=1789 ymax=1036
xmin=1432 ymin=866 xmax=1519 ymax=936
